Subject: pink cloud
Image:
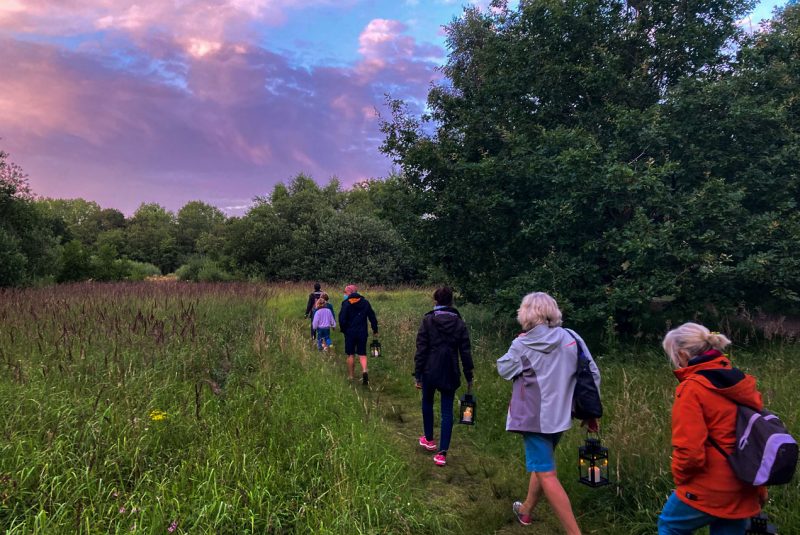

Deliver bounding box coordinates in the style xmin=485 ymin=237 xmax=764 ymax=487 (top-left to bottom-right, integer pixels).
xmin=0 ymin=11 xmax=443 ymax=215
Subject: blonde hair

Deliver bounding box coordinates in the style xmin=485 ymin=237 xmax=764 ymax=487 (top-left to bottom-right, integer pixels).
xmin=315 ymin=297 xmax=327 ymax=309
xmin=517 ymin=292 xmax=562 ymax=330
xmin=662 ymin=322 xmax=731 ymax=368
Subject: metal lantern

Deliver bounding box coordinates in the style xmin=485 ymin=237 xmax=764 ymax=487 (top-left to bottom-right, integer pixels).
xmin=578 ymin=436 xmax=610 ymax=487
xmin=458 ymin=389 xmax=476 ymax=425
xmin=370 ymin=339 xmax=382 ymax=358
xmin=746 ymin=513 xmax=778 ymax=535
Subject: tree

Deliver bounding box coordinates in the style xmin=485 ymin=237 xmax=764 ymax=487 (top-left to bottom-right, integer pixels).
xmin=381 ymin=0 xmax=793 ymax=328
xmin=125 ymin=203 xmax=179 ymax=273
xmin=0 ymin=150 xmax=59 ymax=286
xmin=176 ymin=201 xmax=226 ymax=260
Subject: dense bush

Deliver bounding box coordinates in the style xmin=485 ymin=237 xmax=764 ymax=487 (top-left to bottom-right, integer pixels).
xmin=176 ymin=256 xmax=232 ymax=282
xmin=123 ymin=260 xmax=162 ymax=281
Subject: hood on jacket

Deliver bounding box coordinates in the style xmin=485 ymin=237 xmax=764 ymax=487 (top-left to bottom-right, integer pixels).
xmin=347 ymin=292 xmax=363 ymax=305
xmin=675 ymin=350 xmax=763 ymax=409
xmin=518 ymin=324 xmax=565 ymax=354
xmin=424 ymin=307 xmax=462 ymax=336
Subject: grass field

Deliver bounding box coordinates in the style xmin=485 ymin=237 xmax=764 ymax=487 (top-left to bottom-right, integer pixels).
xmin=0 ymin=282 xmax=798 ymax=534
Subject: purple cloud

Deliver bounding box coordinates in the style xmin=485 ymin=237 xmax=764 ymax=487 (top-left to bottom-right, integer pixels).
xmin=0 ymin=3 xmax=444 ymax=214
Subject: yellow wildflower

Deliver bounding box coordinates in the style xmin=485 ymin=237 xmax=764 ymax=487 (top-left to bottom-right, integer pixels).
xmin=149 ymin=409 xmax=168 ymax=421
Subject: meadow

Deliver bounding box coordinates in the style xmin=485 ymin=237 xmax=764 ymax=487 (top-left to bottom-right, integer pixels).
xmin=0 ymin=282 xmax=797 ymax=534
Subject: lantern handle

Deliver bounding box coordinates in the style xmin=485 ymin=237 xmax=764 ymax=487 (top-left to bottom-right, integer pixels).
xmin=585 ymin=428 xmax=603 ymax=439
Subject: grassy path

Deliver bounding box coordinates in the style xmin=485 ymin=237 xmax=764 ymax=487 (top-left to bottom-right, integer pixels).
xmin=270 ymin=287 xmax=591 ymax=534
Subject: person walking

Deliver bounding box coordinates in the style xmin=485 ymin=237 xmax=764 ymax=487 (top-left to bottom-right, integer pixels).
xmin=304 ymin=282 xmax=324 ymax=341
xmin=338 ymin=284 xmax=378 ymax=385
xmin=658 ymin=322 xmax=766 ymax=535
xmin=311 ymin=296 xmax=336 ymax=352
xmin=414 ymin=286 xmax=474 ymax=467
xmin=496 ymin=292 xmax=600 ymax=534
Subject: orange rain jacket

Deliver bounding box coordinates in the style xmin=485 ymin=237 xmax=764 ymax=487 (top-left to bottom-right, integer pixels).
xmin=671 ymin=350 xmax=765 ymax=519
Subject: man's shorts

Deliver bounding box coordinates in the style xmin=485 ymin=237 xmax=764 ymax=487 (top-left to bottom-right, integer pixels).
xmin=344 ymin=334 xmax=368 ymax=356
xmin=522 ymin=432 xmax=563 ymax=473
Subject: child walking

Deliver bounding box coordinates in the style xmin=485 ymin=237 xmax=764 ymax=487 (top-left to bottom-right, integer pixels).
xmin=311 ymin=296 xmax=336 ymax=351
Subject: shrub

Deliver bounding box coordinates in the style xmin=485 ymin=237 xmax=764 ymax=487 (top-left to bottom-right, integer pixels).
xmin=124 ymin=260 xmax=162 ymax=281
xmin=176 ymin=256 xmax=232 ymax=282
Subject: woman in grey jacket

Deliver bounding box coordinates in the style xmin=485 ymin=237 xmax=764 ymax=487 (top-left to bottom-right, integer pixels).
xmin=497 ymin=292 xmax=600 ymax=534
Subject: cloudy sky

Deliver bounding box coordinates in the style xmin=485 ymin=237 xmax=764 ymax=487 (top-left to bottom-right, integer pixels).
xmin=0 ymin=0 xmax=787 ymax=215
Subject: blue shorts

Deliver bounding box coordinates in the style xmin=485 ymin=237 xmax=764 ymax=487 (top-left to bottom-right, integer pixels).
xmin=523 ymin=432 xmax=562 ymax=472
xmin=344 ymin=334 xmax=367 ymax=356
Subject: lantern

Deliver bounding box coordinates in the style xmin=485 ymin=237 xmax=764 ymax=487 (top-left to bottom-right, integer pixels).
xmin=578 ymin=436 xmax=610 ymax=487
xmin=370 ymin=339 xmax=382 ymax=358
xmin=459 ymin=389 xmax=476 ymax=425
xmin=746 ymin=513 xmax=778 ymax=535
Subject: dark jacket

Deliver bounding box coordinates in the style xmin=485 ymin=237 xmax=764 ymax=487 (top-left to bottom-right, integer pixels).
xmin=338 ymin=293 xmax=378 ymax=338
xmin=671 ymin=350 xmax=765 ymax=519
xmin=414 ymin=307 xmax=474 ymax=391
xmin=305 ymin=291 xmax=323 ymax=317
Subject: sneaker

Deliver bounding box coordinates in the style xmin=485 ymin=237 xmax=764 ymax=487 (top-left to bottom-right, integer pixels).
xmin=419 ymin=436 xmax=437 ymax=451
xmin=433 ymin=452 xmax=447 ymax=466
xmin=362 ymin=372 xmax=369 ymax=385
xmin=512 ymin=501 xmax=533 ymax=526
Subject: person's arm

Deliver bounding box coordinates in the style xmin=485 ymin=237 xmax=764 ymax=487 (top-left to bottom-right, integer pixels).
xmin=305 ymin=293 xmax=314 ymax=317
xmin=671 ymin=383 xmax=708 ymax=485
xmin=459 ymin=322 xmax=474 ymax=385
xmin=338 ymin=302 xmax=348 ymax=332
xmin=413 ymin=318 xmax=429 ymax=385
xmin=496 ymin=341 xmax=523 ymax=380
xmin=367 ymin=302 xmax=378 ymax=335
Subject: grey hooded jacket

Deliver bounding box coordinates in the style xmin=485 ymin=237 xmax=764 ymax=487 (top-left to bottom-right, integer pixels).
xmin=497 ymin=325 xmax=601 ymax=434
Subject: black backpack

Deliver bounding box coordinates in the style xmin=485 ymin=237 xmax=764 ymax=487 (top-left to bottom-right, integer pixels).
xmin=565 ymin=329 xmax=602 ymax=420
xmin=709 ymin=404 xmax=798 ymax=486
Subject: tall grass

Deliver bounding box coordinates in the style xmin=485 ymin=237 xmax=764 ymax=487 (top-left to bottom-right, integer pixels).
xmin=1 ymin=283 xmax=798 ymax=534
xmin=0 ymin=282 xmax=446 ymax=533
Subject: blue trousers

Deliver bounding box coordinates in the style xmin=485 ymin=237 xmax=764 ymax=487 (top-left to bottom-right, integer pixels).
xmin=316 ymin=328 xmax=331 ymax=350
xmin=658 ymin=492 xmax=747 ymax=535
xmin=421 ymin=385 xmax=455 ymax=453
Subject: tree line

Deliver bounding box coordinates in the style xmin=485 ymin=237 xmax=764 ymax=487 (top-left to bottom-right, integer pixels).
xmin=3 ymin=0 xmax=800 ymax=334
xmin=0 ymin=163 xmax=423 ymax=287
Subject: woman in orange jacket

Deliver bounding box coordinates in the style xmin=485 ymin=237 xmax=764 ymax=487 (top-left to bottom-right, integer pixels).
xmin=658 ymin=322 xmax=766 ymax=535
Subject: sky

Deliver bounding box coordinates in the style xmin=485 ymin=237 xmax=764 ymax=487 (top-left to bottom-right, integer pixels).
xmin=0 ymin=0 xmax=789 ymax=215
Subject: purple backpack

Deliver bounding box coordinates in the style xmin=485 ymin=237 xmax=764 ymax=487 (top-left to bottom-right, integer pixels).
xmin=709 ymin=405 xmax=798 ymax=486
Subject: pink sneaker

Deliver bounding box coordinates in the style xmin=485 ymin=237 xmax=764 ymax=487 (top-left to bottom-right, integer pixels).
xmin=433 ymin=453 xmax=447 ymax=466
xmin=512 ymin=501 xmax=533 ymax=526
xmin=418 ymin=436 xmax=437 ymax=451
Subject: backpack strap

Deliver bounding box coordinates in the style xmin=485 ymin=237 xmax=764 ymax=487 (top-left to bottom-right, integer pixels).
xmin=683 ymin=375 xmax=737 ymax=460
xmin=563 ymin=328 xmax=584 ymax=370
xmin=707 ymin=436 xmax=730 ymax=460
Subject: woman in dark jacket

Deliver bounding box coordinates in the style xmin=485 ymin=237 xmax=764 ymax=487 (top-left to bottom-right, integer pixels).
xmin=414 ymin=287 xmax=474 ymax=466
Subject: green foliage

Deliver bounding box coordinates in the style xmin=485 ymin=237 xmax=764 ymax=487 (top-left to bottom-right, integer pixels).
xmin=0 ymin=150 xmax=59 ymax=286
xmin=175 ymin=256 xmax=232 ymax=282
xmin=0 ymin=227 xmax=27 ymax=286
xmin=315 ymin=212 xmax=413 ymax=284
xmin=58 ymin=240 xmax=92 ymax=283
xmin=176 ymin=201 xmax=225 ymax=261
xmin=381 ymin=0 xmax=800 ymax=330
xmin=123 ymin=260 xmax=162 ymax=281
xmin=125 ymin=203 xmax=179 ymax=274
